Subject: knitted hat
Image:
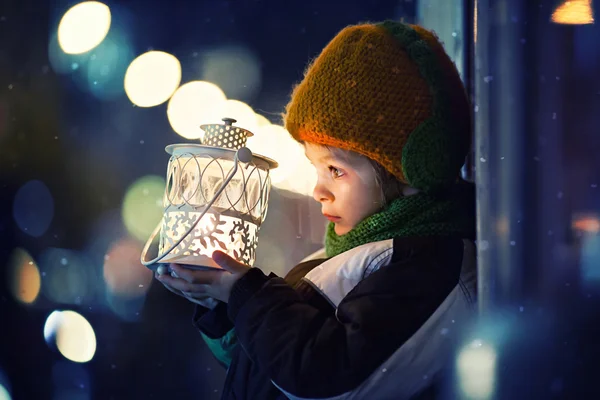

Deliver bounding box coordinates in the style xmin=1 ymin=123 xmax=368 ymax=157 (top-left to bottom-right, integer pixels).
xmin=284 ymin=21 xmax=471 ymax=193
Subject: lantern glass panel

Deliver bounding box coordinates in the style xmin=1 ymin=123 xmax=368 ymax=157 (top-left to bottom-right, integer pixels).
xmin=157 ymin=147 xmax=272 ymax=268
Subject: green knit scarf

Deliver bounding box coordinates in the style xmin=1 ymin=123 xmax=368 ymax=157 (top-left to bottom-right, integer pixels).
xmin=325 ymin=182 xmax=475 ymax=258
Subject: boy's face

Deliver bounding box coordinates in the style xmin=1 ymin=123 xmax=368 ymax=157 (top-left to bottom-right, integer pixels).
xmin=304 ymin=143 xmax=382 ymax=235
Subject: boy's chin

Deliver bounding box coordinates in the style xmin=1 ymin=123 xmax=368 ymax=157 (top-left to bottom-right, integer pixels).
xmin=333 ymin=224 xmax=351 ymax=235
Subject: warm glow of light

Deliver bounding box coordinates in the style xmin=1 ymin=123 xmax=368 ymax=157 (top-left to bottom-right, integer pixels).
xmin=255 ymin=113 xmax=271 ymax=127
xmin=7 ymin=248 xmax=41 ymax=304
xmin=103 ymin=238 xmax=153 ymax=297
xmin=167 ymin=81 xmax=228 ymax=140
xmin=194 ymin=213 xmax=240 ymax=256
xmin=247 ymin=125 xmax=315 ymax=195
xmin=551 ymin=0 xmax=595 ymax=24
xmin=277 ymin=154 xmax=318 ymax=196
xmin=58 ymin=1 xmax=112 ymax=54
xmin=124 ymin=51 xmax=182 ymax=107
xmin=456 ymin=339 xmax=497 ymax=399
xmin=220 ymin=99 xmax=259 ymax=134
xmin=160 ymin=212 xmax=260 ymax=268
xmin=572 ymin=215 xmax=600 ymax=233
xmin=44 ymin=310 xmax=97 ymax=363
xmin=247 ymin=125 xmax=299 ymax=183
xmin=122 ymin=175 xmax=165 ymax=242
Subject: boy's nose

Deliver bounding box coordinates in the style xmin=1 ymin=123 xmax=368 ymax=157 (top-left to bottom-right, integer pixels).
xmin=313 ymin=182 xmax=333 ymax=203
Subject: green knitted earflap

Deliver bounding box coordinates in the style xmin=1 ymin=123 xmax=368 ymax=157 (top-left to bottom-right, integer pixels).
xmin=377 ymin=21 xmax=470 ymax=193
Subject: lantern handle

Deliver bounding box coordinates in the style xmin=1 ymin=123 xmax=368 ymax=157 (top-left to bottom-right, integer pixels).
xmin=140 ymin=147 xmax=252 ymax=269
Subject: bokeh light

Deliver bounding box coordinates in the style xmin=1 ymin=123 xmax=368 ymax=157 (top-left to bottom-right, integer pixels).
xmin=167 ymin=81 xmax=227 ymax=140
xmin=572 ymin=214 xmax=600 ymax=233
xmin=39 ymin=248 xmax=98 ymax=305
xmin=247 ymin=124 xmax=300 ymax=182
xmin=44 ymin=311 xmax=62 ymax=345
xmin=122 ymin=175 xmax=165 ymax=242
xmin=199 ymin=45 xmax=262 ymax=101
xmin=58 ymin=1 xmax=111 ymax=54
xmin=246 ymin=124 xmax=314 ymax=194
xmin=274 ymin=150 xmax=316 ymax=195
xmin=551 ymin=0 xmax=594 ymax=25
xmin=456 ymin=339 xmax=497 ymax=400
xmin=286 ymin=155 xmax=318 ymax=196
xmin=124 ymin=51 xmax=182 ymax=107
xmin=103 ymin=238 xmax=152 ymax=297
xmin=44 ymin=310 xmax=97 ymax=363
xmin=85 ymin=209 xmax=129 ymax=270
xmin=48 ymin=33 xmax=89 ymax=75
xmin=0 ymin=385 xmax=9 ymax=400
xmin=220 ymin=99 xmax=259 ymax=134
xmin=83 ymin=28 xmax=134 ymax=100
xmin=105 ymin=291 xmax=146 ymax=322
xmin=7 ymin=248 xmax=41 ymax=304
xmin=576 ymin=215 xmax=600 ymax=283
xmin=581 ymin=234 xmax=600 ymax=282
xmin=255 ymin=113 xmax=271 ymax=128
xmin=99 ymin=235 xmax=150 ymax=322
xmin=13 ymin=180 xmax=54 ymax=237
xmin=51 ymin=20 xmax=133 ymax=100
xmin=0 ymin=368 xmax=11 ymax=400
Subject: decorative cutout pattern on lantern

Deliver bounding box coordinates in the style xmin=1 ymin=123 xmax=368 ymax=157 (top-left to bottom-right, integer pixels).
xmin=141 ymin=118 xmax=277 ymax=270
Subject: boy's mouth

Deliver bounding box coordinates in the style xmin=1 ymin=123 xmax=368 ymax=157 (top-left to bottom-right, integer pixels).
xmin=323 ymin=214 xmax=341 ymax=222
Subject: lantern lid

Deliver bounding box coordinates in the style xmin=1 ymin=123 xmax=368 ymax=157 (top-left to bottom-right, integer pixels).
xmin=166 ymin=117 xmax=277 ymax=169
xmin=200 ymin=117 xmax=255 ymax=151
xmin=164 ymin=144 xmax=278 ymax=170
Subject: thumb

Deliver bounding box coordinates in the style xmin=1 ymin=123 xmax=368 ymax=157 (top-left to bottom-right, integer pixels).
xmin=212 ymin=250 xmax=249 ymax=273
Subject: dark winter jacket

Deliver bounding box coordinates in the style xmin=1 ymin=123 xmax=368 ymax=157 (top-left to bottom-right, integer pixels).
xmin=193 ymin=235 xmax=477 ymax=400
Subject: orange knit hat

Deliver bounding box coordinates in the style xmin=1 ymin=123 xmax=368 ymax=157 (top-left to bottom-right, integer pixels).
xmin=284 ymin=21 xmax=471 ymax=193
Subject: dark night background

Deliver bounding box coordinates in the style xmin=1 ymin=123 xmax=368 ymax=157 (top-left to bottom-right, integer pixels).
xmin=2 ymin=0 xmax=600 ymax=399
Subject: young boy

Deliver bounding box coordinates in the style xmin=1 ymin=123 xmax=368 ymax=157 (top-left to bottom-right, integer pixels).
xmin=157 ymin=20 xmax=476 ymax=399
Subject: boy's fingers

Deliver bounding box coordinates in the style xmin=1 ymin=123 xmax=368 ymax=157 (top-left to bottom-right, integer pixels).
xmin=170 ymin=263 xmax=224 ymax=285
xmin=211 ymin=251 xmax=250 ymax=273
xmin=157 ymin=273 xmax=207 ymax=294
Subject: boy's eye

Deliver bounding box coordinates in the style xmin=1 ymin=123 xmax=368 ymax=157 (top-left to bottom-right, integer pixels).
xmin=329 ymin=166 xmax=344 ymax=178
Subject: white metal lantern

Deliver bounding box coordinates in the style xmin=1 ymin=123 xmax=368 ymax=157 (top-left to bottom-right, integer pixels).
xmin=141 ymin=117 xmax=278 ymax=270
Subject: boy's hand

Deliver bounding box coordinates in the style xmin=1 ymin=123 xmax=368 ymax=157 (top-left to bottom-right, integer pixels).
xmin=156 ymin=251 xmax=251 ymax=303
xmin=155 ymin=272 xmax=213 ymax=306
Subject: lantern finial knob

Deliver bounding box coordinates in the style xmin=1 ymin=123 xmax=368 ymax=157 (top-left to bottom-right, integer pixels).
xmin=222 ymin=117 xmax=237 ymax=126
